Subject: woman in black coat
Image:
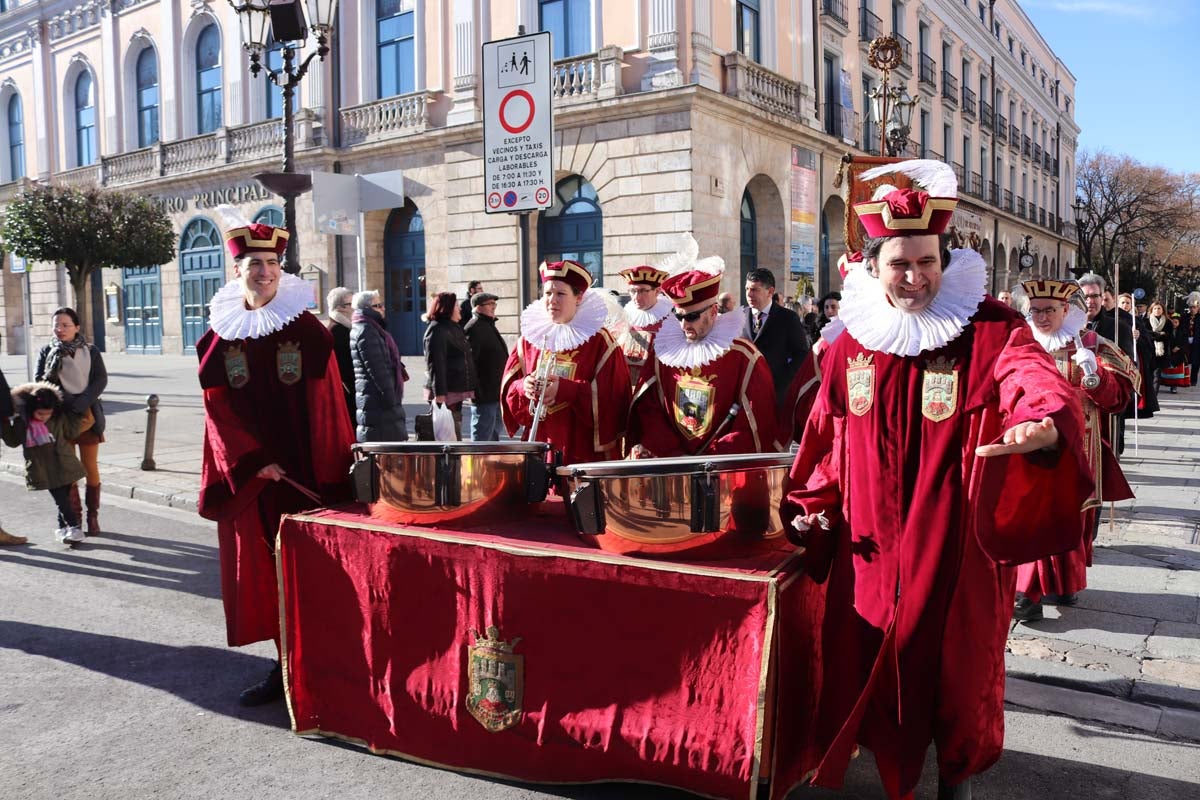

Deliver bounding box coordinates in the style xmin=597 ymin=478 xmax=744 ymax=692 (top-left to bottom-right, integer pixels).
xmin=423 ymin=292 xmax=477 ymax=440
xmin=325 ymin=286 xmax=356 ymax=427
xmin=36 ymin=307 xmax=107 ymax=536
xmin=350 ymin=290 xmax=408 ymax=442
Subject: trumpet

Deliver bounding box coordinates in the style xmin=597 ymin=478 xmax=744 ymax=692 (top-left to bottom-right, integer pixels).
xmin=528 ymin=350 xmax=558 ymax=442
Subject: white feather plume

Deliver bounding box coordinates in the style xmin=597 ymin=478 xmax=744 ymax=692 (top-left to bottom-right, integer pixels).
xmin=870 ymin=183 xmax=899 ymax=201
xmin=214 ymin=204 xmax=253 ymax=231
xmin=859 ymin=159 xmax=958 ymax=198
xmin=655 ymin=233 xmax=725 ymax=277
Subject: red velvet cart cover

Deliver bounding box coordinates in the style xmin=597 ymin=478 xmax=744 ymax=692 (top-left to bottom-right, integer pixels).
xmin=276 ymin=503 xmax=811 ymax=800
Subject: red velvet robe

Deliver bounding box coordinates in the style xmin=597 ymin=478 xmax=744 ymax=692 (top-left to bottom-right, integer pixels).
xmin=781 ymin=346 xmax=824 ymax=447
xmin=197 ymin=312 xmax=354 ymax=647
xmin=626 ymin=338 xmax=779 ymax=457
xmin=501 ymin=328 xmax=632 ymax=464
xmin=619 ymin=318 xmax=664 ymax=386
xmin=780 ymin=299 xmax=1092 ymax=798
xmin=1016 ymin=330 xmax=1136 ymax=601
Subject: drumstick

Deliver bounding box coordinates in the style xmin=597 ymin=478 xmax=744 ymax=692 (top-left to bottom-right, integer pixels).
xmin=282 ymin=475 xmax=322 ymax=504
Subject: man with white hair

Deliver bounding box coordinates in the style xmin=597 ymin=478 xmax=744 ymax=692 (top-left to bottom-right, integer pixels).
xmin=197 ymin=209 xmax=354 ymax=706
xmin=780 ymin=161 xmax=1091 ymax=800
xmin=325 ymin=286 xmax=356 ymax=426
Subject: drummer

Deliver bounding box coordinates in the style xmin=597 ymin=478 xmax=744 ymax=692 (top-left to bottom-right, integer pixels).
xmin=615 ymin=264 xmax=673 ymax=385
xmin=501 ymin=260 xmax=632 ymax=464
xmin=626 ymin=262 xmax=778 ymax=457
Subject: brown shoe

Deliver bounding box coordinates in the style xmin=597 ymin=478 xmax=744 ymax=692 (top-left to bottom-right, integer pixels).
xmin=85 ymin=484 xmax=102 ymax=536
xmin=68 ymin=483 xmax=83 ymax=530
xmin=0 ymin=528 xmax=28 ymax=545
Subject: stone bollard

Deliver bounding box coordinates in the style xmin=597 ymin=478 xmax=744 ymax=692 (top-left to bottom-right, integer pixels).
xmin=141 ymin=394 xmax=159 ymax=471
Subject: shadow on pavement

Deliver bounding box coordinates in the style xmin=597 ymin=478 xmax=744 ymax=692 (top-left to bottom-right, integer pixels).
xmin=0 ymin=621 xmax=288 ymax=726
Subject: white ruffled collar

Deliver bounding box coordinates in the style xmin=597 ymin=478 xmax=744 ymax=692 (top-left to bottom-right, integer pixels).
xmin=520 ymin=290 xmax=609 ymax=352
xmin=654 ymin=305 xmax=746 ymax=369
xmin=208 ymin=272 xmax=313 ymax=340
xmin=819 ymin=317 xmax=845 ymax=345
xmin=623 ymin=294 xmax=673 ymax=328
xmin=1028 ymin=305 xmax=1088 ymax=352
xmin=838 ymin=248 xmax=988 ymax=357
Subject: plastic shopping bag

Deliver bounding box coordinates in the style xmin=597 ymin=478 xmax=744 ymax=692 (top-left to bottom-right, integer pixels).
xmin=431 ymin=402 xmax=457 ymax=441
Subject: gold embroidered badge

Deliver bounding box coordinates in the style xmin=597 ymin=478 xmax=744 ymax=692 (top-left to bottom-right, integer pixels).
xmin=543 ymin=352 xmax=578 ymax=416
xmin=223 ymin=344 xmax=250 ymax=389
xmin=466 ymin=626 xmax=524 ymax=733
xmin=921 ymin=356 xmax=959 ymax=422
xmin=846 ymin=353 xmax=875 ymax=417
xmin=277 ymin=341 xmax=302 ymax=386
xmin=674 ymin=370 xmax=717 ymax=440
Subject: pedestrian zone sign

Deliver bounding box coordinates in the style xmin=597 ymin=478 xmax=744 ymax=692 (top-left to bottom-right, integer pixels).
xmin=482 ymin=31 xmax=554 ymax=214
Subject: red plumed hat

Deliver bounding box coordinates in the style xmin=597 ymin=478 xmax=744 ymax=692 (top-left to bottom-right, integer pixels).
xmin=853 ymin=159 xmax=958 ymax=238
xmin=224 ymin=223 xmax=290 ymax=260
xmin=661 ymin=270 xmax=722 ymax=311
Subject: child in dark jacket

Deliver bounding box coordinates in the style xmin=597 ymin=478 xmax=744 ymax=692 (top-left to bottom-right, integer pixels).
xmin=2 ymin=382 xmax=88 ymax=544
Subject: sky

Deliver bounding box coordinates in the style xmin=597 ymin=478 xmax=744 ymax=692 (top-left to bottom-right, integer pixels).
xmin=1019 ymin=0 xmax=1200 ymax=174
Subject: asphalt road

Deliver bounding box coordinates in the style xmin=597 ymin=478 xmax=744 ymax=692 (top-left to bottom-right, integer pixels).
xmin=1 ymin=475 xmax=1198 ymax=800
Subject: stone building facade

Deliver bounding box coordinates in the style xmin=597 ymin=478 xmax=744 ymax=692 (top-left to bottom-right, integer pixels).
xmin=0 ymin=0 xmax=1077 ymax=356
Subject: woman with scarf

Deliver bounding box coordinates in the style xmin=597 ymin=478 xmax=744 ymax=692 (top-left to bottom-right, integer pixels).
xmin=423 ymin=291 xmax=477 ymax=440
xmin=350 ymin=290 xmax=408 ymax=442
xmin=36 ymin=307 xmax=107 ymax=536
xmin=1147 ymin=300 xmax=1186 ymax=394
xmin=325 ymin=286 xmax=356 ymax=426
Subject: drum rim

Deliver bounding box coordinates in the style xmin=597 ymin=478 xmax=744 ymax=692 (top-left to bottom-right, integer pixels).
xmin=355 ymin=441 xmax=550 ymax=456
xmin=557 ymin=451 xmax=793 ymax=478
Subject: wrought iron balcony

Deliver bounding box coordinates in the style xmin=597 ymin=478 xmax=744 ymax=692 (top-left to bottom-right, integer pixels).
xmin=894 ymin=34 xmax=913 ymax=73
xmin=1033 ymin=143 xmax=1043 ymax=163
xmin=962 ymin=86 xmax=976 ymax=118
xmin=942 ymin=72 xmax=959 ymax=106
xmin=980 ymin=100 xmax=993 ymax=128
xmin=996 ymin=114 xmax=1008 ymax=142
xmin=860 ymin=8 xmax=883 ymax=42
xmin=1017 ymin=197 xmax=1027 ymax=216
xmin=952 ymin=161 xmax=965 ymax=185
xmin=821 ymin=0 xmax=849 ymax=28
xmin=919 ymin=53 xmax=937 ymax=88
xmin=1003 ymin=189 xmax=1014 ymax=212
xmin=861 ymin=119 xmax=882 ymax=155
xmin=823 ymin=101 xmax=858 ymax=140
xmin=1039 ymin=208 xmax=1047 ymax=226
xmin=969 ymin=171 xmax=983 ymax=198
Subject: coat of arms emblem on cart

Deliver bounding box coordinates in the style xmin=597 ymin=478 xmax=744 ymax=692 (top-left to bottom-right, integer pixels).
xmin=466 ymin=626 xmax=524 ymax=732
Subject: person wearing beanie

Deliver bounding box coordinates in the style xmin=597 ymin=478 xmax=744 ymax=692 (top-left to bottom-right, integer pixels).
xmin=625 ymin=235 xmax=778 ymax=457
xmin=780 ymin=160 xmax=1091 ymax=800
xmin=501 ymin=259 xmax=631 ymax=465
xmin=196 ymin=207 xmax=354 ymax=707
xmin=2 ymin=382 xmax=88 ymax=544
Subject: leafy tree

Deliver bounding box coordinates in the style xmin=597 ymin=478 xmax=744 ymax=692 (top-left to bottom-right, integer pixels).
xmin=1 ymin=184 xmax=175 ymax=339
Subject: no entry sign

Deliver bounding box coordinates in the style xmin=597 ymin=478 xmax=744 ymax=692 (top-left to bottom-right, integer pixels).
xmin=482 ymin=31 xmax=554 ymax=214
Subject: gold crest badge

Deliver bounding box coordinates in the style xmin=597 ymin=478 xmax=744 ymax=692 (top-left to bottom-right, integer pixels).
xmin=846 ymin=353 xmax=875 ymax=417
xmin=674 ymin=370 xmax=717 ymax=439
xmin=277 ymin=341 xmax=302 ymax=386
xmin=223 ymin=344 xmax=250 ymax=389
xmin=466 ymin=626 xmax=524 ymax=733
xmin=921 ymin=356 xmax=959 ymax=422
xmin=543 ymin=352 xmax=578 ymax=416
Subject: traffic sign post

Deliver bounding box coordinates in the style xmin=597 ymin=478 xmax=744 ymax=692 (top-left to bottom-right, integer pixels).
xmin=482 ymin=31 xmax=554 ymax=215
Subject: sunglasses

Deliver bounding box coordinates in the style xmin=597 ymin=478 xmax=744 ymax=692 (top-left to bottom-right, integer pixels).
xmin=672 ymin=309 xmax=706 ymax=322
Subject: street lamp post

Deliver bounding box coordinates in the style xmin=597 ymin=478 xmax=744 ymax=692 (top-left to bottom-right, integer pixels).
xmin=865 ymin=36 xmax=919 ymax=158
xmin=1136 ymin=238 xmax=1146 ymax=287
xmin=227 ymin=0 xmax=339 ymax=274
xmin=1070 ymin=196 xmax=1088 ymax=278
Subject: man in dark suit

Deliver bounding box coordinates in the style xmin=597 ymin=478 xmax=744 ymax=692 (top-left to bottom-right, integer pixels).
xmin=741 ymin=267 xmax=811 ymax=415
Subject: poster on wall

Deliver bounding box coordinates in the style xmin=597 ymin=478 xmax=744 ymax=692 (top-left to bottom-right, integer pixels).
xmin=789 ymin=146 xmax=818 ymax=284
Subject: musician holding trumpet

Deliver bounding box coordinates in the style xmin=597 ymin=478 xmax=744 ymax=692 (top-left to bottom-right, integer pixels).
xmin=501 ymin=260 xmax=631 ymax=465
xmin=1011 ymin=278 xmax=1139 ymax=622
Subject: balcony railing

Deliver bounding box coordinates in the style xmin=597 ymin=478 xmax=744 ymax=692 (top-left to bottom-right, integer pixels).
xmin=989 ymin=181 xmax=1000 ymax=205
xmin=924 ymin=149 xmax=943 ymax=162
xmin=980 ymin=100 xmax=993 ymax=128
xmin=163 ymin=133 xmax=220 ymax=175
xmin=962 ymin=86 xmax=976 ymax=118
xmin=1022 ymin=135 xmax=1032 ymax=157
xmin=105 ymin=147 xmax=156 ymax=185
xmin=1048 ymin=212 xmax=1056 ymax=231
xmin=551 ymin=48 xmax=624 ymax=105
xmin=860 ymin=8 xmax=883 ymax=42
xmin=340 ymin=91 xmax=434 ymax=146
xmin=996 ymin=114 xmax=1008 ymax=143
xmin=821 ymin=0 xmax=849 ymax=27
xmin=894 ymin=34 xmax=913 ymax=73
xmin=51 ymin=164 xmax=100 ymax=188
xmin=1003 ymin=189 xmax=1013 ymax=213
xmin=1028 ymin=202 xmax=1037 ymax=222
xmin=1039 ymin=208 xmax=1047 ymax=226
xmin=861 ymin=119 xmax=881 ymax=155
xmin=952 ymin=161 xmax=965 ymax=185
xmin=823 ymin=102 xmax=858 ymax=139
xmin=1033 ymin=143 xmax=1043 ymax=163
xmin=724 ymin=53 xmax=807 ymax=121
xmin=969 ymin=171 xmax=983 ymax=198
xmin=1011 ymin=125 xmax=1022 ymax=148
xmin=919 ymin=54 xmax=937 ymax=88
xmin=229 ymin=118 xmax=285 ymax=162
xmin=1017 ymin=197 xmax=1027 ymax=217
xmin=941 ymin=72 xmax=959 ymax=106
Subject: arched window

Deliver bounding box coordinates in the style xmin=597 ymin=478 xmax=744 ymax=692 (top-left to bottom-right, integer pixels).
xmin=264 ymin=38 xmax=291 ymax=118
xmin=196 ymin=23 xmax=222 ymax=134
xmin=253 ymin=205 xmax=284 ymax=227
xmin=538 ymin=175 xmax=604 ymax=286
xmin=377 ymin=0 xmax=415 ymax=98
xmin=539 ymin=0 xmax=590 ymax=59
xmin=74 ymin=72 xmax=97 ymax=166
xmin=136 ymin=48 xmax=160 ymax=147
xmin=7 ymin=93 xmax=23 ymax=180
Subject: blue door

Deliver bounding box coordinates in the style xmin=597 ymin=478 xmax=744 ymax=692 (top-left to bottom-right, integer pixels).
xmin=123 ymin=265 xmax=163 ymax=354
xmin=538 ymin=175 xmax=603 ymax=286
xmin=383 ymin=202 xmax=426 ymax=355
xmin=179 ymin=217 xmax=225 ymax=353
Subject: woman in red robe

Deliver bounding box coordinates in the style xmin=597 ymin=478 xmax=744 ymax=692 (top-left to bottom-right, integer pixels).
xmin=501 ymin=260 xmax=631 ymax=465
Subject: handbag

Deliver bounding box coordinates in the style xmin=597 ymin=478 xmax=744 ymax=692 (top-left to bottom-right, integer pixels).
xmin=414 ymin=409 xmax=435 ymax=441
xmin=1161 ymin=364 xmax=1191 ymax=387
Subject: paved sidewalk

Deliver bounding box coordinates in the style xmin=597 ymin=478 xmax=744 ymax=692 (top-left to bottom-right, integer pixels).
xmin=4 ymin=351 xmax=1200 ymax=740
xmin=1003 ymin=385 xmax=1200 ymax=740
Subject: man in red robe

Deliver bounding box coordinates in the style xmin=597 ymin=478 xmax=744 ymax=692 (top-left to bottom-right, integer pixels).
xmin=197 ymin=213 xmax=354 ymax=705
xmin=501 ymin=260 xmax=631 ymax=465
xmin=1013 ymin=279 xmax=1138 ymax=621
xmin=781 ymin=160 xmax=1092 ymax=800
xmin=626 ymin=266 xmax=778 ymax=457
xmin=614 ymin=264 xmax=672 ymax=385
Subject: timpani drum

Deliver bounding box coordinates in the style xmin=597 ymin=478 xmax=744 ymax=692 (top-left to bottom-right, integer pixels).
xmin=351 ymin=442 xmax=552 ymax=526
xmin=556 ymin=452 xmax=794 ymax=559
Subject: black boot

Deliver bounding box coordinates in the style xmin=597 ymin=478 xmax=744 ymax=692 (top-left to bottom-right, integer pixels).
xmin=1013 ymin=593 xmax=1044 ymax=622
xmin=937 ymin=776 xmax=972 ymax=800
xmin=238 ymin=661 xmax=284 ymax=706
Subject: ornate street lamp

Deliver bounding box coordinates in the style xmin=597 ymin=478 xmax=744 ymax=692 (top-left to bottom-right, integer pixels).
xmin=1136 ymin=238 xmax=1146 ymax=284
xmin=865 ymin=36 xmax=920 ymax=158
xmin=227 ymin=0 xmax=339 ymax=274
xmin=1069 ymin=196 xmax=1088 ymax=278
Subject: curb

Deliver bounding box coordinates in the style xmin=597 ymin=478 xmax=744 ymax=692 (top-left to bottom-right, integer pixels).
xmin=1006 ymin=676 xmax=1200 ymax=742
xmin=0 ymin=461 xmax=199 ymax=513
